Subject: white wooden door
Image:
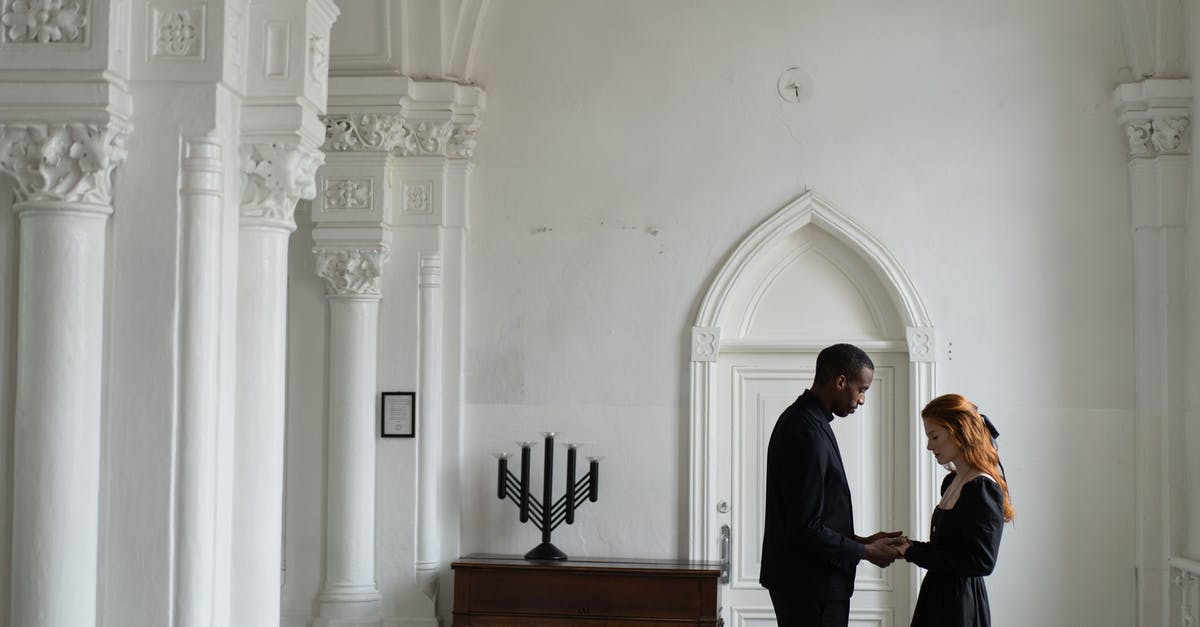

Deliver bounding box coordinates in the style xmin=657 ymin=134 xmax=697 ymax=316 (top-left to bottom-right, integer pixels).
xmin=714 ymin=351 xmax=909 ymax=627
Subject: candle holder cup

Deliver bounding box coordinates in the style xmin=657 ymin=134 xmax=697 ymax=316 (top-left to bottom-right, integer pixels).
xmin=496 ymin=432 xmax=599 ymax=560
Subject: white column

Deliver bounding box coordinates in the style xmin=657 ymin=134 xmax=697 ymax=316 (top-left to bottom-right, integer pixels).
xmin=175 ymin=132 xmax=224 ymax=627
xmin=312 ymin=248 xmax=388 ymax=626
xmin=1114 ymin=79 xmax=1191 ymax=627
xmin=232 ymin=0 xmax=338 ymax=623
xmin=321 ymin=76 xmax=482 ymax=622
xmin=232 ymin=142 xmax=323 ymax=627
xmin=311 ymin=151 xmax=392 ymax=626
xmin=0 ymin=122 xmax=128 ymax=627
xmin=416 ymin=253 xmax=444 ymax=600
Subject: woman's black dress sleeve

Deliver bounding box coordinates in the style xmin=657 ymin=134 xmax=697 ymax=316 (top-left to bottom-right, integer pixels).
xmin=905 ymin=475 xmax=1005 ymax=626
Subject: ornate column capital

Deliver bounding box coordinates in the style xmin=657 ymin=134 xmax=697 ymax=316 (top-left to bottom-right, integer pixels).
xmin=0 ymin=122 xmax=129 ymax=204
xmin=1122 ymin=116 xmax=1190 ymax=158
xmin=320 ymin=77 xmax=484 ymax=160
xmin=1113 ymin=79 xmax=1192 ymax=159
xmin=313 ymin=246 xmax=389 ymax=297
xmin=239 ymin=142 xmax=323 ymax=230
xmin=321 ymin=114 xmax=479 ymax=159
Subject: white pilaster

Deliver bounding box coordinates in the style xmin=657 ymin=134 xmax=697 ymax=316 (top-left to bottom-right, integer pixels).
xmin=0 ymin=121 xmax=128 ymax=627
xmin=416 ymin=252 xmax=444 ymax=600
xmin=175 ymin=131 xmax=224 ymax=627
xmin=311 ymin=150 xmax=392 ymax=627
xmin=1114 ymin=78 xmax=1192 ymax=627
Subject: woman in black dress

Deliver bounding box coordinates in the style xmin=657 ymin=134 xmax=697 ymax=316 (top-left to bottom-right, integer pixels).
xmin=896 ymin=394 xmax=1014 ymax=627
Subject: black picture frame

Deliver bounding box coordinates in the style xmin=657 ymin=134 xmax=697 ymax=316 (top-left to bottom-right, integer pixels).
xmin=381 ymin=391 xmax=416 ymax=438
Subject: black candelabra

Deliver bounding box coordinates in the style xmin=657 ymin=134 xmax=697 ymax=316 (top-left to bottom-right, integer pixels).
xmin=496 ymin=432 xmax=599 ymax=560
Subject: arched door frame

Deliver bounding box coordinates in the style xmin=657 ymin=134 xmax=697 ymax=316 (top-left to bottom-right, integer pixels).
xmin=688 ymin=190 xmax=938 ymax=605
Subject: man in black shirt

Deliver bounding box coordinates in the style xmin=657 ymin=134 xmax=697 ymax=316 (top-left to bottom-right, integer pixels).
xmin=759 ymin=343 xmax=904 ymax=627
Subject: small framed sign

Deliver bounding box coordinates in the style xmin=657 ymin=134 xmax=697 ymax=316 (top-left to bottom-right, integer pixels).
xmin=381 ymin=392 xmax=416 ymax=438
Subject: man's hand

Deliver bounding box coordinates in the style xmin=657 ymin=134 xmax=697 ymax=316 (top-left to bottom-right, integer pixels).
xmin=862 ymin=532 xmax=905 ymax=568
xmin=856 ymin=530 xmax=903 ymax=544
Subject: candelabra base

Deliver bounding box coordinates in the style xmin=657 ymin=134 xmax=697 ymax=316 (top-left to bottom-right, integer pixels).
xmin=524 ymin=542 xmax=568 ymax=561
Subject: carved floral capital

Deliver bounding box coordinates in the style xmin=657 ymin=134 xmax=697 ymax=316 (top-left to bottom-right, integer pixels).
xmin=1124 ymin=116 xmax=1190 ymax=158
xmin=240 ymin=142 xmax=323 ymax=227
xmin=0 ymin=122 xmax=129 ymax=204
xmin=321 ymin=114 xmax=479 ymax=159
xmin=313 ymin=247 xmax=388 ymax=297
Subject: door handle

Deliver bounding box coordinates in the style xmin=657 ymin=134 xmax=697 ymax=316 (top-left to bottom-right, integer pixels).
xmin=719 ymin=524 xmax=731 ymax=584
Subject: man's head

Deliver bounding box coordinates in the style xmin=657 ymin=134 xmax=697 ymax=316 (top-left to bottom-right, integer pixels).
xmin=812 ymin=343 xmax=875 ymax=417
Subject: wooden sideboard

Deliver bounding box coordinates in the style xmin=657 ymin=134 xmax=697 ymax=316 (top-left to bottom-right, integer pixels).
xmin=451 ymin=554 xmax=721 ymax=626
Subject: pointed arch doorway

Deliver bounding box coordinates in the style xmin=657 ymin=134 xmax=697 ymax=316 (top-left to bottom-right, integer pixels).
xmin=688 ymin=191 xmax=938 ymax=626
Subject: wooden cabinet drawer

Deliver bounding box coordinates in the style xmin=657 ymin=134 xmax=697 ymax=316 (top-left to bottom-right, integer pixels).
xmin=452 ymin=554 xmax=720 ymax=626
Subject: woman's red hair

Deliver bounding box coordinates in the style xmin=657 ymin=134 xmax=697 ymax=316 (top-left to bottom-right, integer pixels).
xmin=922 ymin=394 xmax=1015 ymax=521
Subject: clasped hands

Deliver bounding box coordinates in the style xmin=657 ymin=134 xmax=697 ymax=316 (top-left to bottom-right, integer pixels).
xmin=857 ymin=530 xmax=910 ymax=568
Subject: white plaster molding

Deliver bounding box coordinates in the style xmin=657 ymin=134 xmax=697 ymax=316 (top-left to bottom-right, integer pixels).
xmin=313 ymin=247 xmax=388 ymax=297
xmin=695 ymin=190 xmax=932 ymax=330
xmin=0 ymin=122 xmax=129 ymax=204
xmin=314 ymin=152 xmax=391 ymax=228
xmin=322 ymin=77 xmax=483 ymax=167
xmin=419 ymin=253 xmax=442 ymax=287
xmin=239 ymin=142 xmax=323 ymax=228
xmin=227 ymin=0 xmax=245 ymax=75
xmin=323 ymin=114 xmax=403 ymax=151
xmin=263 ymin=20 xmax=290 ymax=80
xmin=1124 ymin=120 xmax=1154 ymax=157
xmin=151 ymin=4 xmax=205 ymax=60
xmin=1151 ymin=117 xmax=1189 ymax=154
xmin=691 ymin=326 xmax=719 ymax=362
xmin=1 ymin=0 xmax=89 ymax=44
xmin=111 ymin=0 xmax=127 ymax=61
xmin=323 ymin=177 xmax=372 ymax=211
xmin=322 ymin=114 xmax=478 ymax=159
xmin=688 ymin=189 xmax=938 ymax=614
xmin=241 ymin=0 xmax=338 ymax=107
xmin=1114 ymin=79 xmax=1192 ymax=158
xmin=402 ymin=180 xmax=432 ymax=215
xmin=906 ymin=326 xmax=936 ymax=363
xmin=308 ymin=33 xmax=328 ymax=85
xmin=1122 ymin=117 xmax=1190 ymax=158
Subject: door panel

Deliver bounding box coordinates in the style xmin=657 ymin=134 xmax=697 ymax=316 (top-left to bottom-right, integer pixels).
xmin=716 ymin=352 xmax=908 ymax=625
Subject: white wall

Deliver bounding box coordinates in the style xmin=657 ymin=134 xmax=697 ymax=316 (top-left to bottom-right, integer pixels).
xmin=452 ymin=1 xmax=1134 ymax=625
xmin=0 ymin=0 xmax=1151 ymax=625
